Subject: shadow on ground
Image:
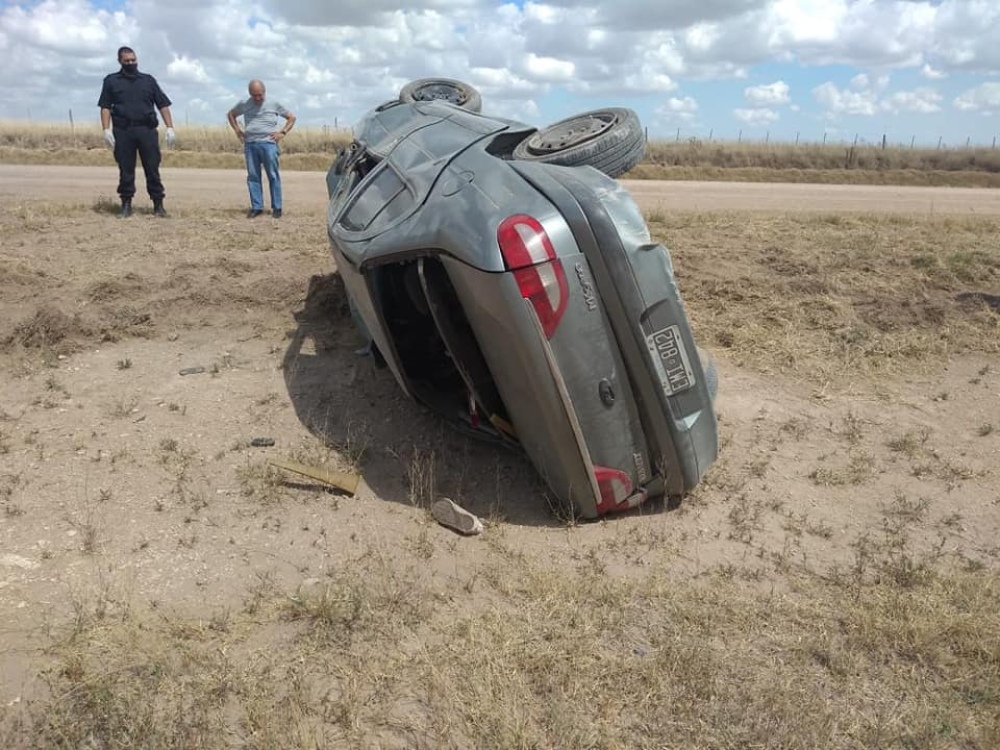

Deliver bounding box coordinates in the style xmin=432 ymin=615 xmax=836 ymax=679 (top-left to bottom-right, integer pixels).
xmin=281 ymin=273 xmax=566 ymax=527
xmin=956 ymin=291 xmax=1000 ymax=314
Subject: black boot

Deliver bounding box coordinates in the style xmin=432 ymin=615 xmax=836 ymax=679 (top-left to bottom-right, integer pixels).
xmin=118 ymin=199 xmax=133 ymax=218
xmin=152 ymin=200 xmax=167 ymax=218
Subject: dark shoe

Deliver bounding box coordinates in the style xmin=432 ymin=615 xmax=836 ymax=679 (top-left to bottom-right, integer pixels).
xmin=272 ymin=208 xmax=282 ymax=218
xmin=118 ymin=200 xmax=133 ymax=218
xmin=247 ymin=209 xmax=263 ymax=218
xmin=152 ymin=201 xmax=168 ymax=218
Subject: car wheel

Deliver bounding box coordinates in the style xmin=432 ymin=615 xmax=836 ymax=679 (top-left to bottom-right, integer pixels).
xmin=512 ymin=108 xmax=645 ymax=178
xmin=399 ymin=78 xmax=482 ymax=112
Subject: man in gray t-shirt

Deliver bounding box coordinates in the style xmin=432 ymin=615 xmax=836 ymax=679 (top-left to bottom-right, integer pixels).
xmin=227 ymin=79 xmax=297 ymax=218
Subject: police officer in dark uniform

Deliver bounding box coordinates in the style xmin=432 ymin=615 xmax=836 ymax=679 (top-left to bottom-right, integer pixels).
xmin=98 ymin=46 xmax=176 ymax=218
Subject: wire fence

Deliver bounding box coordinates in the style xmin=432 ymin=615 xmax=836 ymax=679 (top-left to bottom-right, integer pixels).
xmin=20 ymin=108 xmax=1000 ymax=151
xmin=650 ymin=127 xmax=999 ymax=151
xmin=6 ymin=110 xmax=1000 ymax=175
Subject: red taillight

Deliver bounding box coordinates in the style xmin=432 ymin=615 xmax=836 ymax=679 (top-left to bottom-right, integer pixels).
xmin=595 ymin=467 xmax=645 ymax=515
xmin=498 ymin=215 xmax=569 ymax=339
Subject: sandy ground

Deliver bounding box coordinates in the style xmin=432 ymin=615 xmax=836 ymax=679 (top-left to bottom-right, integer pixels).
xmin=1 ymin=166 xmax=998 ymax=710
xmin=2 ymin=164 xmax=1000 ymax=215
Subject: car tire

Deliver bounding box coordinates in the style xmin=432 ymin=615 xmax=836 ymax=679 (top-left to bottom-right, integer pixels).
xmin=512 ymin=108 xmax=645 ymax=178
xmin=399 ymin=78 xmax=482 ymax=112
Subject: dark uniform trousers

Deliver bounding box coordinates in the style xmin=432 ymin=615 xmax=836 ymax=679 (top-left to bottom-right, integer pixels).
xmin=113 ymin=123 xmax=164 ymax=202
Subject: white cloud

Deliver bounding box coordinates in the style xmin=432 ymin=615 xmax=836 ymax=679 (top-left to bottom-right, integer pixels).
xmin=744 ymin=81 xmax=790 ymax=106
xmin=259 ymin=0 xmax=490 ymax=27
xmin=813 ymin=80 xmax=879 ymax=116
xmin=166 ymin=56 xmax=210 ymax=84
xmin=523 ymin=53 xmax=575 ymax=83
xmin=468 ymin=67 xmax=540 ymax=99
xmin=849 ymin=73 xmax=888 ymax=93
xmin=734 ymin=107 xmax=779 ymax=125
xmin=764 ymin=0 xmax=934 ymax=68
xmin=954 ymin=82 xmax=1000 ymax=111
xmin=540 ymin=0 xmax=771 ymax=32
xmin=849 ymin=73 xmax=869 ymax=90
xmin=921 ymin=63 xmax=946 ymax=80
xmin=930 ymin=0 xmax=1000 ymax=73
xmin=882 ymin=88 xmax=942 ymax=114
xmin=684 ymin=23 xmax=722 ymax=54
xmin=0 ymin=0 xmax=135 ymax=56
xmin=0 ymin=0 xmax=997 ymax=145
xmin=657 ymin=95 xmax=699 ymax=123
xmin=667 ymin=96 xmax=699 ymax=113
xmin=618 ymin=71 xmax=677 ymax=94
xmin=816 ymin=77 xmax=945 ymax=118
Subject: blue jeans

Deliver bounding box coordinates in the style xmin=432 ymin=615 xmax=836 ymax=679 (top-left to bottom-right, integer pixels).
xmin=244 ymin=140 xmax=282 ymax=211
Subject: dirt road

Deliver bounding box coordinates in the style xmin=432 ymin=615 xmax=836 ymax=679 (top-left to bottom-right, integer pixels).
xmin=1 ymin=164 xmax=998 ymax=214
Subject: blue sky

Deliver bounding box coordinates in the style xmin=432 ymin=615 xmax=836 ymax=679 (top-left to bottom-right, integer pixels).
xmin=1 ymin=0 xmax=998 ymax=146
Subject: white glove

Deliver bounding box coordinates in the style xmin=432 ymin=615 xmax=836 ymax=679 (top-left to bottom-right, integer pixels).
xmin=103 ymin=128 xmax=115 ymax=149
xmin=165 ymin=127 xmax=176 ymax=148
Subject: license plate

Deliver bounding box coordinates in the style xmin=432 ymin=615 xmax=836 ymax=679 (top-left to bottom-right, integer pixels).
xmin=646 ymin=324 xmax=694 ymax=396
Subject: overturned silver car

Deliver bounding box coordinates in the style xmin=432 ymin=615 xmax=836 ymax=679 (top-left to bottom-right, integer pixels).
xmin=326 ymin=78 xmax=718 ymax=519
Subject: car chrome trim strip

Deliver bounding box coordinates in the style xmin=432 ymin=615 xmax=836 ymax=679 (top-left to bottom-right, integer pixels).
xmin=525 ymin=298 xmax=602 ymax=511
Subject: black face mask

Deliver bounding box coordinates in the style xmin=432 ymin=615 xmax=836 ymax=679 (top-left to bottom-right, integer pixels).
xmin=121 ymin=63 xmax=138 ymax=76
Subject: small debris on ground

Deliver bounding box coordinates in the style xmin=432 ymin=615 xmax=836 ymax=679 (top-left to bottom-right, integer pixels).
xmin=431 ymin=497 xmax=484 ymax=536
xmin=179 ymin=366 xmax=206 ymax=376
xmin=268 ymin=458 xmax=360 ymax=495
xmin=250 ymin=437 xmax=275 ymax=447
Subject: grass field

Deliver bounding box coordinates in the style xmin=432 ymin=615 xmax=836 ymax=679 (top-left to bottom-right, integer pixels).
xmin=0 ymin=193 xmax=998 ymax=748
xmin=6 ymin=540 xmax=999 ymax=749
xmin=3 ymin=120 xmax=1000 ymax=186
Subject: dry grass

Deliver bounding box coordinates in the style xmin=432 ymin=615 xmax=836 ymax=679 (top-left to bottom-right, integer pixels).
xmin=0 ymin=120 xmax=349 ymax=172
xmin=645 ymin=137 xmax=1000 ymax=171
xmin=1 ymin=198 xmax=998 ymax=749
xmin=2 ymin=534 xmax=997 ymax=749
xmin=629 ymin=163 xmax=1000 ymax=187
xmin=657 ymin=212 xmax=1000 ymax=386
xmin=3 ymin=120 xmax=999 ymax=185
xmin=4 ymin=207 xmax=992 ymax=402
xmin=0 ymin=120 xmax=352 ymax=155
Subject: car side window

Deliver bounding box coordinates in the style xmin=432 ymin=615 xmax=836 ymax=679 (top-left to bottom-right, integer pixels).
xmin=339 ymin=164 xmax=413 ymax=233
